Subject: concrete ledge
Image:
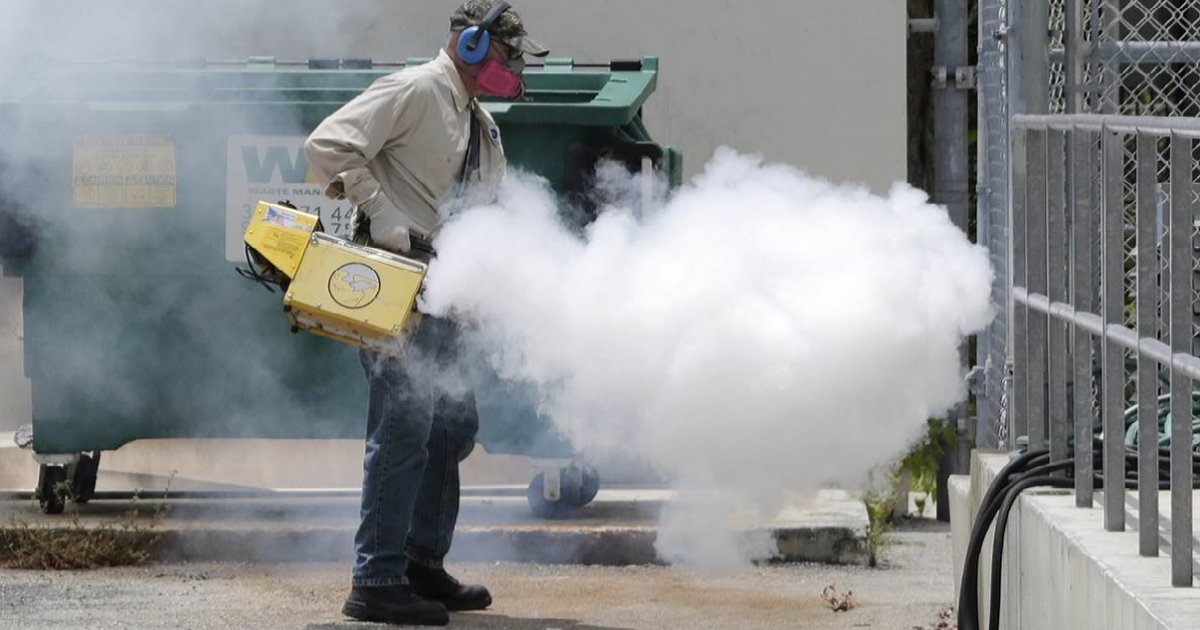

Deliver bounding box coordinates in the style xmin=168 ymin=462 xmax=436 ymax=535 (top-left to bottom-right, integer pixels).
xmin=154 ymin=523 xmax=868 ymax=566
xmin=1008 ymin=493 xmax=1200 ymax=629
xmin=953 ymin=452 xmax=1200 ymax=630
xmin=949 ymin=474 xmax=971 ymax=597
xmin=152 ymin=525 xmax=665 ymax=566
xmin=1 ymin=488 xmax=870 ymax=567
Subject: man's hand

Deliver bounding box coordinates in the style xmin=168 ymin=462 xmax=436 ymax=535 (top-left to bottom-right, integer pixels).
xmin=359 ymin=192 xmax=413 ymax=253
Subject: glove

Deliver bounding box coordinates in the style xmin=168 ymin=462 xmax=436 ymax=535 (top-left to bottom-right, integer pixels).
xmin=358 ymin=192 xmax=411 ymax=254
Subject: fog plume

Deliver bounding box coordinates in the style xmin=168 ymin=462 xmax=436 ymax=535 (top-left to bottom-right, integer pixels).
xmin=422 ymin=147 xmax=994 ymax=566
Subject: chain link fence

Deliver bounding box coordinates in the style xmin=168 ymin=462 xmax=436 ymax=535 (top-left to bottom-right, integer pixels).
xmin=977 ymin=0 xmax=1012 ymax=448
xmin=976 ymin=0 xmax=1200 ymax=448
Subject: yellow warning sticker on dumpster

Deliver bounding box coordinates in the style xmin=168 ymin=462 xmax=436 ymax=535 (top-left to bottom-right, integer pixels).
xmin=73 ymin=135 xmax=177 ymax=208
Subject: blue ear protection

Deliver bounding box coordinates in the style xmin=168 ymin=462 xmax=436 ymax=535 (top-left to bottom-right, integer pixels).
xmin=457 ymin=1 xmax=512 ymax=65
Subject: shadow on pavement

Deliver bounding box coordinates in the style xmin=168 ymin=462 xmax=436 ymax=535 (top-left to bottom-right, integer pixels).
xmin=891 ymin=517 xmax=951 ymax=533
xmin=456 ymin=613 xmax=629 ymax=629
xmin=304 ymin=614 xmax=631 ymax=629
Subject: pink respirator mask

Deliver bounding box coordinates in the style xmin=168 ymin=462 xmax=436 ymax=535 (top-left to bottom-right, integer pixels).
xmin=476 ymin=58 xmax=526 ymax=99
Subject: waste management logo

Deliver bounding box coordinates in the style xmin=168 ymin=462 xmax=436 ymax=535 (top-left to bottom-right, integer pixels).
xmin=328 ymin=263 xmax=381 ymax=309
xmin=225 ymin=136 xmax=354 ymax=261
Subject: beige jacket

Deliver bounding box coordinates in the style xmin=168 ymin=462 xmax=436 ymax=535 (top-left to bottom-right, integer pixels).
xmin=304 ymin=50 xmax=507 ymax=243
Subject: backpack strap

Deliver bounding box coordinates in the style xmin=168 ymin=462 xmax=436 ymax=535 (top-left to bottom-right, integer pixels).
xmin=459 ymin=107 xmax=483 ymax=184
xmin=354 ymin=109 xmax=483 ymax=250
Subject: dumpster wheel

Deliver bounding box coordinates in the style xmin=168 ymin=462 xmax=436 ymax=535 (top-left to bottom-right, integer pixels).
xmin=35 ymin=465 xmax=67 ymax=515
xmin=527 ymin=465 xmax=600 ymax=520
xmin=70 ymin=452 xmax=101 ymax=505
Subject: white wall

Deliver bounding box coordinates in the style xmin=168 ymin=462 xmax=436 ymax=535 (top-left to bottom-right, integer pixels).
xmin=0 ymin=0 xmax=907 ymax=430
xmin=0 ymin=0 xmax=906 ymax=193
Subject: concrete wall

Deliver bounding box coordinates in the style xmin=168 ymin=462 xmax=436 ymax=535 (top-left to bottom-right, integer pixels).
xmin=951 ymin=453 xmax=1200 ymax=630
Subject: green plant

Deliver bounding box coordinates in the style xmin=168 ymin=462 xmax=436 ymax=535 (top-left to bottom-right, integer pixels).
xmin=0 ymin=477 xmax=172 ymax=570
xmin=900 ymin=419 xmax=958 ymax=517
xmin=861 ymin=466 xmax=901 ymax=567
xmin=863 ymin=491 xmax=898 ymax=567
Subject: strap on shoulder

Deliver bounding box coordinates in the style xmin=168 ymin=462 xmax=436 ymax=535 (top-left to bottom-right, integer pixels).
xmin=459 ymin=109 xmax=482 ymax=184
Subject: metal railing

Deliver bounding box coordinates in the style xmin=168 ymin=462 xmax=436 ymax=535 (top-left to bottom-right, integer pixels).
xmin=977 ymin=0 xmax=1200 ymax=451
xmin=1010 ymin=113 xmax=1199 ymax=587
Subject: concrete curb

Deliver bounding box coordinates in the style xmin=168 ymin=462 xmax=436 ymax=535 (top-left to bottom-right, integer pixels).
xmin=147 ymin=523 xmax=870 ymax=566
xmin=2 ymin=488 xmax=871 ymax=567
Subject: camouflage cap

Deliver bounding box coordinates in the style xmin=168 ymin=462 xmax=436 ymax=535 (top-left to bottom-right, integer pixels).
xmin=449 ymin=0 xmax=550 ymax=57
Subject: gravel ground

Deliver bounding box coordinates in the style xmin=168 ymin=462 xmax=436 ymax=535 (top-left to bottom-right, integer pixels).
xmin=0 ymin=519 xmax=954 ymax=630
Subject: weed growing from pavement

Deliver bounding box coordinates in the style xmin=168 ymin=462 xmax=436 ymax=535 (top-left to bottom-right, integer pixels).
xmin=0 ymin=477 xmax=173 ymax=570
xmin=860 ymin=419 xmax=959 ymax=566
xmin=911 ymin=606 xmax=956 ymax=629
xmin=860 ymin=463 xmax=900 ymax=568
xmin=900 ymin=419 xmax=958 ymax=518
xmin=820 ymin=583 xmax=855 ymax=612
xmin=862 ymin=489 xmax=898 ymax=567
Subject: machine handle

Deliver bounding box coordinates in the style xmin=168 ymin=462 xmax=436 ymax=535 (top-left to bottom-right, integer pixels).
xmin=410 ymin=234 xmax=436 ymax=256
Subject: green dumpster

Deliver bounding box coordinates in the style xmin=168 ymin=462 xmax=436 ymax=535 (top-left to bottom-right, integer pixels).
xmin=0 ymin=55 xmax=681 ymax=516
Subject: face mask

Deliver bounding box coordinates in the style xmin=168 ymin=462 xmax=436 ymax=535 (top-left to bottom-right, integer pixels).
xmin=476 ymin=59 xmax=525 ymax=99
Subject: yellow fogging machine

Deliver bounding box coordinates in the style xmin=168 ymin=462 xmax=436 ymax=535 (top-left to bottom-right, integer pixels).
xmin=235 ymin=201 xmax=428 ymax=356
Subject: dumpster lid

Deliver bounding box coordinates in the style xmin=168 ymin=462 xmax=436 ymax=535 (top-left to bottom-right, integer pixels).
xmin=0 ymin=56 xmax=662 ymax=127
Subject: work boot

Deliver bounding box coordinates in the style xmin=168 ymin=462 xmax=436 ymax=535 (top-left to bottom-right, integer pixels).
xmin=405 ymin=562 xmax=493 ymax=611
xmin=341 ymin=584 xmax=449 ymax=626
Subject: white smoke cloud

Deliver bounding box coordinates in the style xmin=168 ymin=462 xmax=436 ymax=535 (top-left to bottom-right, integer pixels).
xmin=420 ymin=147 xmax=994 ymax=566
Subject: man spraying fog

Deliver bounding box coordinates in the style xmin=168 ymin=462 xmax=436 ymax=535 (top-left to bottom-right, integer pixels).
xmin=304 ymin=1 xmax=548 ymax=625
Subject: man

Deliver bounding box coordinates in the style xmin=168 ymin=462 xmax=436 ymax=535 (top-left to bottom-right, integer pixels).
xmin=304 ymin=2 xmax=549 ymax=625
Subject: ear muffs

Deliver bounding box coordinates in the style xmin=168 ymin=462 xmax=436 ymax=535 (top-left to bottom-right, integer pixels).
xmin=456 ymin=1 xmax=512 ymax=65
xmin=457 ymin=26 xmax=492 ymax=65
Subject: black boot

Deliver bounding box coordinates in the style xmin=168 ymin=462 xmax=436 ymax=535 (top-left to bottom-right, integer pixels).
xmin=405 ymin=562 xmax=493 ymax=611
xmin=341 ymin=584 xmax=449 ymax=626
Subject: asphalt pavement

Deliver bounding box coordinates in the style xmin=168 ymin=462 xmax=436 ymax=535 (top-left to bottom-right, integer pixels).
xmin=0 ymin=519 xmax=953 ymax=630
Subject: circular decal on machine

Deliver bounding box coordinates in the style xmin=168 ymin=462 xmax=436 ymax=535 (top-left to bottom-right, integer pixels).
xmin=328 ymin=263 xmax=381 ymax=309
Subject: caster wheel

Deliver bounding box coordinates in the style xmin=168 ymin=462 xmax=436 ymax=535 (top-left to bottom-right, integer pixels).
xmin=527 ymin=465 xmax=600 ymax=519
xmin=36 ymin=465 xmax=67 ymax=515
xmin=71 ymin=452 xmax=100 ymax=504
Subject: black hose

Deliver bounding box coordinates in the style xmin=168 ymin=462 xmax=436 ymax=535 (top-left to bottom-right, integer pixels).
xmin=987 ymin=474 xmax=1076 ymax=630
xmin=961 ymin=443 xmax=1200 ymax=630
xmin=969 ymin=456 xmax=1075 ymax=628
xmin=957 ymin=449 xmax=1050 ymax=628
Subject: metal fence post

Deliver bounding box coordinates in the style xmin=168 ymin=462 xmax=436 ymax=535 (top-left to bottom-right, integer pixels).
xmin=1168 ymin=132 xmax=1193 ymax=587
xmin=1027 ymin=127 xmax=1050 ymax=450
xmin=1063 ymin=0 xmax=1082 ymax=114
xmin=933 ymin=0 xmax=972 ymax=521
xmin=934 ymin=0 xmax=970 ymax=246
xmin=1047 ymin=128 xmax=1069 ymax=465
xmin=1012 ymin=126 xmax=1030 ymax=445
xmin=1012 ymin=0 xmax=1051 ymax=117
xmin=1101 ymin=124 xmax=1126 ymax=532
xmin=1097 ymin=0 xmax=1121 ymax=114
xmin=1135 ymin=131 xmax=1160 ymax=555
xmin=1071 ymin=127 xmax=1095 ymax=506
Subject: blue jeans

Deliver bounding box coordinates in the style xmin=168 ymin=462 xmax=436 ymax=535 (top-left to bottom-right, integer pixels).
xmin=352 ymin=315 xmax=479 ymax=587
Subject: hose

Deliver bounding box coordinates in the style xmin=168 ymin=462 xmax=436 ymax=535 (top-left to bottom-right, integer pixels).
xmin=966 ymin=363 xmax=1200 ymax=628
xmin=957 ymin=448 xmax=1049 ymax=628
xmin=959 ymin=440 xmax=1200 ymax=630
xmin=985 ymin=471 xmax=1074 ymax=630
